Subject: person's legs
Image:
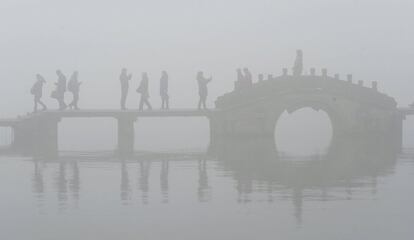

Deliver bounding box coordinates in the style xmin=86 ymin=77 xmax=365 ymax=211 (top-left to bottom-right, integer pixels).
xmin=145 ymin=99 xmax=152 ymax=110
xmin=58 ymin=95 xmax=67 ymax=110
xmin=38 ymin=98 xmax=47 ymax=111
xmin=201 ymin=96 xmax=207 ymax=109
xmin=121 ymin=91 xmax=127 ymax=110
xmin=34 ymin=96 xmax=38 ymax=113
xmin=203 ymin=99 xmax=207 ymax=109
xmin=166 ymin=97 xmax=169 ymax=110
xmin=139 ymin=96 xmax=144 ymax=111
xmin=198 ymin=97 xmax=202 ymax=109
xmin=73 ymin=92 xmax=79 ymax=110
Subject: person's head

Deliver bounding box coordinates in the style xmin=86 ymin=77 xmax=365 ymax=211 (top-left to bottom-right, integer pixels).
xmin=237 ymin=68 xmax=242 ymax=73
xmin=243 ymin=68 xmax=249 ymax=73
xmin=56 ymin=70 xmax=62 ymax=76
xmin=73 ymin=71 xmax=78 ymax=79
xmin=36 ymin=74 xmax=45 ymax=82
xmin=197 ymin=71 xmax=203 ymax=78
xmin=142 ymin=72 xmax=148 ymax=81
xmin=296 ymin=49 xmax=303 ymax=57
xmin=162 ymin=70 xmax=167 ymax=76
xmin=121 ymin=68 xmax=127 ymax=74
xmin=258 ymin=74 xmax=264 ymax=81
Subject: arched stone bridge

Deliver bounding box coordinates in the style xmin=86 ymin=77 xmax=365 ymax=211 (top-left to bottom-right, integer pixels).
xmin=0 ymin=72 xmax=410 ymax=158
xmin=213 ymin=73 xmax=403 ymax=147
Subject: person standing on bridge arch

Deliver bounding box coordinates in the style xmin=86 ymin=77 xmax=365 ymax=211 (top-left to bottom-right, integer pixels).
xmin=197 ymin=71 xmax=212 ymax=110
xmin=51 ymin=70 xmax=67 ymax=110
xmin=31 ymin=74 xmax=47 ymax=113
xmin=68 ymin=71 xmax=81 ymax=110
xmin=120 ymin=68 xmax=132 ymax=110
xmin=160 ymin=71 xmax=169 ymax=110
xmin=243 ymin=68 xmax=253 ymax=87
xmin=292 ymin=49 xmax=303 ymax=76
xmin=137 ymin=72 xmax=152 ymax=111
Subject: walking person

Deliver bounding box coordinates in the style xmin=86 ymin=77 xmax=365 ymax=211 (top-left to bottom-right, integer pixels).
xmin=51 ymin=70 xmax=67 ymax=110
xmin=197 ymin=71 xmax=212 ymax=110
xmin=137 ymin=72 xmax=152 ymax=111
xmin=68 ymin=71 xmax=81 ymax=110
xmin=160 ymin=71 xmax=169 ymax=110
xmin=31 ymin=74 xmax=47 ymax=113
xmin=120 ymin=68 xmax=132 ymax=110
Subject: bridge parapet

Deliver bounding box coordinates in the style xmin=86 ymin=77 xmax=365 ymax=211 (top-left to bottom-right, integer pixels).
xmin=216 ymin=75 xmax=397 ymax=111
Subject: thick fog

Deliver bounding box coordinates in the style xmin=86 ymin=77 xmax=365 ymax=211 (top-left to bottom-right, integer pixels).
xmin=1 ymin=0 xmax=414 ymax=114
xmin=1 ymin=0 xmax=413 ymax=151
xmin=1 ymin=1 xmax=414 ymax=240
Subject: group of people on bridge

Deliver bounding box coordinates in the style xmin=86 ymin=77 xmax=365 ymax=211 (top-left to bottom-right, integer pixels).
xmin=31 ymin=70 xmax=81 ymax=112
xmin=31 ymin=69 xmax=213 ymax=113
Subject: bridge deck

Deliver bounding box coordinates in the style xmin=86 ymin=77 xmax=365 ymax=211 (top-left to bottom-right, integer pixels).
xmin=0 ymin=118 xmax=21 ymax=127
xmin=34 ymin=109 xmax=218 ymax=118
xmin=398 ymin=107 xmax=414 ymax=116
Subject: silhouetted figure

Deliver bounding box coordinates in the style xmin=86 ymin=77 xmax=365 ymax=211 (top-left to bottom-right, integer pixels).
xmin=235 ymin=68 xmax=243 ymax=91
xmin=160 ymin=71 xmax=169 ymax=109
xmin=258 ymin=73 xmax=264 ymax=82
xmin=243 ymin=68 xmax=253 ymax=87
xmin=410 ymin=102 xmax=414 ymax=108
xmin=31 ymin=74 xmax=47 ymax=113
xmin=292 ymin=49 xmax=303 ymax=76
xmin=137 ymin=72 xmax=152 ymax=111
xmin=68 ymin=71 xmax=81 ymax=110
xmin=197 ymin=71 xmax=212 ymax=110
xmin=120 ymin=68 xmax=132 ymax=110
xmin=51 ymin=70 xmax=67 ymax=110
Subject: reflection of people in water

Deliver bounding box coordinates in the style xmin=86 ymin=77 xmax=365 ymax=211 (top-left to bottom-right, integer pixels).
xmin=68 ymin=71 xmax=81 ymax=110
xmin=160 ymin=160 xmax=169 ymax=203
xmin=31 ymin=74 xmax=47 ymax=113
xmin=120 ymin=161 xmax=130 ymax=204
xmin=198 ymin=158 xmax=210 ymax=202
xmin=160 ymin=71 xmax=169 ymax=110
xmin=197 ymin=71 xmax=212 ymax=110
xmin=139 ymin=160 xmax=151 ymax=204
xmin=137 ymin=72 xmax=152 ymax=111
xmin=120 ymin=68 xmax=132 ymax=110
xmin=52 ymin=70 xmax=67 ymax=110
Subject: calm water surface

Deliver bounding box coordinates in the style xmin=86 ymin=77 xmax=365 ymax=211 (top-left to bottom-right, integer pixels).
xmin=1 ymin=139 xmax=414 ymax=240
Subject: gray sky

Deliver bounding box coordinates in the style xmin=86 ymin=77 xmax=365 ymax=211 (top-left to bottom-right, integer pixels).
xmin=1 ymin=0 xmax=414 ymax=117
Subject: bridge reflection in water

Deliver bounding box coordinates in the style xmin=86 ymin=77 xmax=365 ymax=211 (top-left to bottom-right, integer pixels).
xmin=29 ymin=134 xmax=399 ymax=224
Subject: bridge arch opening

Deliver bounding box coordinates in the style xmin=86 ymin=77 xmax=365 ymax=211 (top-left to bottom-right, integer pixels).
xmin=274 ymin=108 xmax=333 ymax=157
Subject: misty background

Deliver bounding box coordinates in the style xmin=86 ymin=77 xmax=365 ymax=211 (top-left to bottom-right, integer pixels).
xmin=0 ymin=0 xmax=413 ymax=152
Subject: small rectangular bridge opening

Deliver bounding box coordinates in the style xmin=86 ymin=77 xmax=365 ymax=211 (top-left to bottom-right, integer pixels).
xmin=0 ymin=127 xmax=13 ymax=149
xmin=59 ymin=118 xmax=117 ymax=152
xmin=135 ymin=117 xmax=210 ymax=151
